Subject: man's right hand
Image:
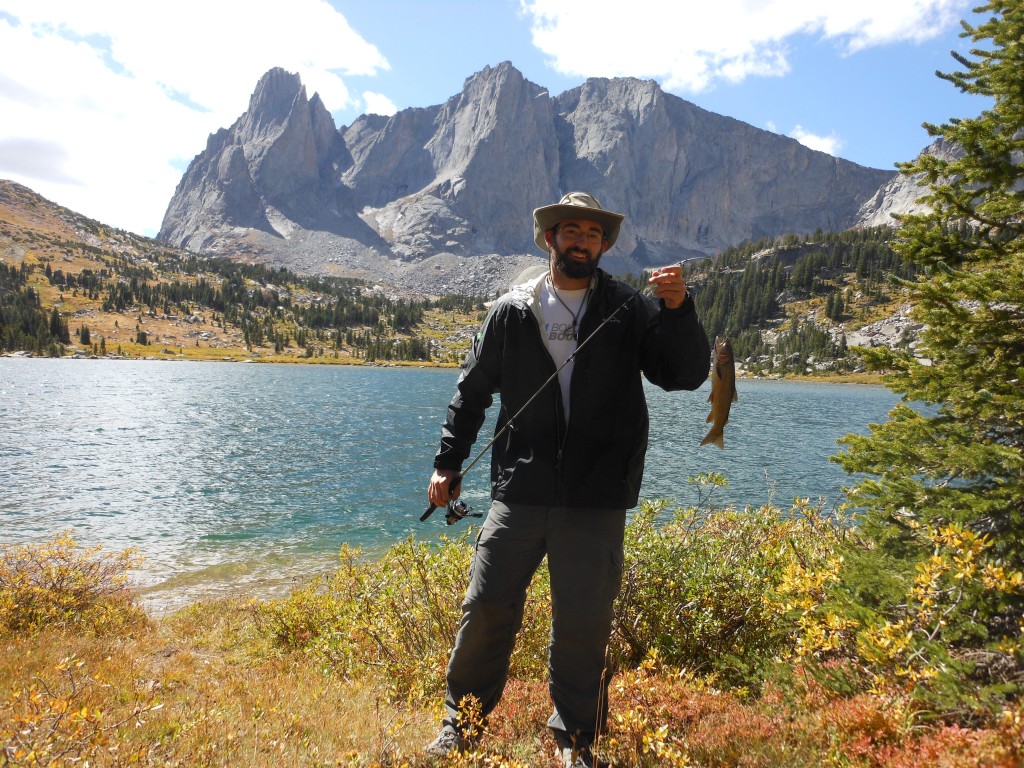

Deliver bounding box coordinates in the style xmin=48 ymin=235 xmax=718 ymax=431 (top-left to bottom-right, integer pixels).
xmin=428 ymin=468 xmax=461 ymax=508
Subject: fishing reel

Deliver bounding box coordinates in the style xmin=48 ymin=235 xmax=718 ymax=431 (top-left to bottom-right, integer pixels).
xmin=444 ymin=499 xmax=482 ymax=526
xmin=421 ymin=492 xmax=483 ymax=526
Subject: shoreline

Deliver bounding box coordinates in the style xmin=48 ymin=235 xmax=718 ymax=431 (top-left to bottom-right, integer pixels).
xmin=4 ymin=359 xmax=893 ymax=618
xmin=133 ymin=552 xmax=343 ymax=616
xmin=1 ymin=351 xmax=886 ymax=384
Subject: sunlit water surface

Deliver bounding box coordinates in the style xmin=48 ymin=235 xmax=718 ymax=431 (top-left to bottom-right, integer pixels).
xmin=1 ymin=358 xmax=898 ymax=611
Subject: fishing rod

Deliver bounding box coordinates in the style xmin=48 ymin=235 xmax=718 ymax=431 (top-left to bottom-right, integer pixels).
xmin=420 ymin=287 xmax=641 ymax=523
xmin=422 ymin=265 xmax=685 ymax=525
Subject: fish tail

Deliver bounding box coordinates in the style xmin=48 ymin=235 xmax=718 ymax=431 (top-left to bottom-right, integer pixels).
xmin=700 ymin=434 xmax=724 ymax=450
xmin=700 ymin=430 xmax=724 ymax=448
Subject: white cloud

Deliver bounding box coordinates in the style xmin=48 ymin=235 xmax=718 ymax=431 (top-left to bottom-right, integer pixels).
xmin=789 ymin=125 xmax=844 ymax=156
xmin=0 ymin=138 xmax=81 ymax=184
xmin=362 ymin=91 xmax=398 ymax=117
xmin=520 ymin=0 xmax=966 ymax=91
xmin=0 ymin=1 xmax=388 ymax=236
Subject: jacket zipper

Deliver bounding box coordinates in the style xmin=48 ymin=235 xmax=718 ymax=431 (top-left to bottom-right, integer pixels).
xmin=554 ymin=292 xmax=598 ymax=492
xmin=526 ymin=297 xmax=570 ymax=498
xmin=524 ymin=272 xmax=604 ymax=504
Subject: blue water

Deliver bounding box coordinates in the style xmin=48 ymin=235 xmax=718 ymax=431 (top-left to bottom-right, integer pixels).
xmin=0 ymin=358 xmax=899 ymax=610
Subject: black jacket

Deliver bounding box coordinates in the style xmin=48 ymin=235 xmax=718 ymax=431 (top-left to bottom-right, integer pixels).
xmin=434 ymin=269 xmax=711 ymax=509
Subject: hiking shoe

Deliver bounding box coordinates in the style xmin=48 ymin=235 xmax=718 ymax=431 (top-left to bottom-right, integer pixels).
xmin=424 ymin=727 xmax=468 ymax=757
xmin=557 ymin=745 xmax=610 ymax=768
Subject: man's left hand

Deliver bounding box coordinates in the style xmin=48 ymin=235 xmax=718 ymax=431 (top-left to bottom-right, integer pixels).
xmin=648 ymin=264 xmax=688 ymax=309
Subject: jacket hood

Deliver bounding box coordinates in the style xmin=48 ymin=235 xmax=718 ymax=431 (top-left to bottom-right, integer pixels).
xmin=508 ymin=269 xmax=603 ymax=307
xmin=508 ymin=269 xmax=605 ymax=331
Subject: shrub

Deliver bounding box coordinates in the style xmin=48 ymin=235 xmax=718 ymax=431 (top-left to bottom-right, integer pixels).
xmin=0 ymin=530 xmax=147 ymax=636
xmin=775 ymin=509 xmax=1024 ymax=720
xmin=257 ymin=494 xmax=855 ymax=700
xmin=839 ymin=520 xmax=1023 ymax=719
xmin=254 ymin=534 xmax=553 ymax=699
xmin=0 ymin=653 xmax=160 ymax=766
xmin=612 ymin=497 xmax=847 ymax=688
xmin=1 ymin=654 xmax=111 ymax=765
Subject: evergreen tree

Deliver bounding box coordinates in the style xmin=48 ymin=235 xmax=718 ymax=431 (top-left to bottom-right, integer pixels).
xmin=49 ymin=306 xmax=70 ymax=344
xmin=834 ymin=1 xmax=1024 ymax=712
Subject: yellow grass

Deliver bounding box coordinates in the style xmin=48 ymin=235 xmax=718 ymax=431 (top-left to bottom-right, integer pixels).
xmin=4 ymin=597 xmax=1020 ymax=768
xmin=2 ymin=531 xmax=1020 ymax=768
xmin=0 ymin=607 xmax=445 ymax=767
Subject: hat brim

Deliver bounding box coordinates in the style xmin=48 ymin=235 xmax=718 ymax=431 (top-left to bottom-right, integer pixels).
xmin=533 ymin=204 xmax=624 ymax=251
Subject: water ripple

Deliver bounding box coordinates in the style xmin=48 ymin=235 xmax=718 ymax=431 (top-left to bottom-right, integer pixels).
xmin=2 ymin=359 xmax=898 ymax=610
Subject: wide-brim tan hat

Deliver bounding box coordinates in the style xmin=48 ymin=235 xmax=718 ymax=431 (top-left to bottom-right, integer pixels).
xmin=533 ymin=192 xmax=625 ymax=251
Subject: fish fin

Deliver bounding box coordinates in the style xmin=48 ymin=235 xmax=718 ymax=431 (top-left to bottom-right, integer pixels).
xmin=732 ymin=390 xmax=739 ymax=402
xmin=706 ymin=412 xmax=714 ymax=423
xmin=707 ymin=391 xmax=713 ymax=403
xmin=700 ymin=432 xmax=724 ymax=449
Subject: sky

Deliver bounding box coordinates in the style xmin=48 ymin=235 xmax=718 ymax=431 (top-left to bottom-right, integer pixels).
xmin=0 ymin=0 xmax=992 ymax=239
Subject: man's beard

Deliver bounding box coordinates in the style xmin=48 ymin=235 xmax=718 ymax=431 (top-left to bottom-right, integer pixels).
xmin=554 ymin=245 xmax=600 ymax=280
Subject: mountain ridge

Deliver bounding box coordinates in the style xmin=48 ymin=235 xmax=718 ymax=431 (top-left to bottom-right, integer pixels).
xmin=158 ymin=62 xmax=899 ymax=295
xmin=3 ymin=178 xmax=916 ymax=378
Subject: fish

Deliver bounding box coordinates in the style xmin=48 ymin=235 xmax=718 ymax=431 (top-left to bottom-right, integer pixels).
xmin=700 ymin=337 xmax=737 ymax=448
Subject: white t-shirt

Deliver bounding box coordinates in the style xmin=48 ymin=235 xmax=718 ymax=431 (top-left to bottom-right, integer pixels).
xmin=539 ymin=277 xmax=591 ymax=421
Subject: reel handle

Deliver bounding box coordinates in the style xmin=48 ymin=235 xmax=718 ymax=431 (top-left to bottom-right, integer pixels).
xmin=420 ymin=474 xmax=463 ymax=522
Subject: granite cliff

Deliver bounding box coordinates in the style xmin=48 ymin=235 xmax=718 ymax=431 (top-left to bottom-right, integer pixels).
xmin=159 ymin=63 xmax=897 ymax=295
xmin=854 ymin=138 xmax=962 ymax=227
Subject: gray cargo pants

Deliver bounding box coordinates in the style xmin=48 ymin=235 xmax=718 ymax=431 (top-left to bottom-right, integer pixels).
xmin=441 ymin=500 xmax=626 ymax=744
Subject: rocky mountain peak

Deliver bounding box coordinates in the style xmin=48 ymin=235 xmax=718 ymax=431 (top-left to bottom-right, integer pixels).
xmin=159 ymin=63 xmax=899 ymax=295
xmin=243 ymin=67 xmax=306 ymax=133
xmin=855 ymin=138 xmax=963 ymax=227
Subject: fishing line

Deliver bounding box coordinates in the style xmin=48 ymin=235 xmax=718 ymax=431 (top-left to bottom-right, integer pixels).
xmin=421 ymin=279 xmax=653 ymax=524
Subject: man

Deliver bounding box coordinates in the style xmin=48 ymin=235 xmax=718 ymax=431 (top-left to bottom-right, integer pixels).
xmin=425 ymin=192 xmax=710 ymax=767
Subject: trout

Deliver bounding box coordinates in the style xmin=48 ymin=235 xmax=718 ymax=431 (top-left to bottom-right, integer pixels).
xmin=700 ymin=337 xmax=737 ymax=448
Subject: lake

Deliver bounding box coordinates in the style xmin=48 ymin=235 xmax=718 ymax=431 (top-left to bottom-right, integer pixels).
xmin=0 ymin=358 xmax=899 ymax=611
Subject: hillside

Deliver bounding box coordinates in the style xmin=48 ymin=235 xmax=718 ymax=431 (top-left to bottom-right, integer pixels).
xmin=0 ymin=181 xmax=484 ymax=366
xmin=678 ymin=228 xmax=920 ymax=376
xmin=2 ymin=180 xmax=916 ymax=376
